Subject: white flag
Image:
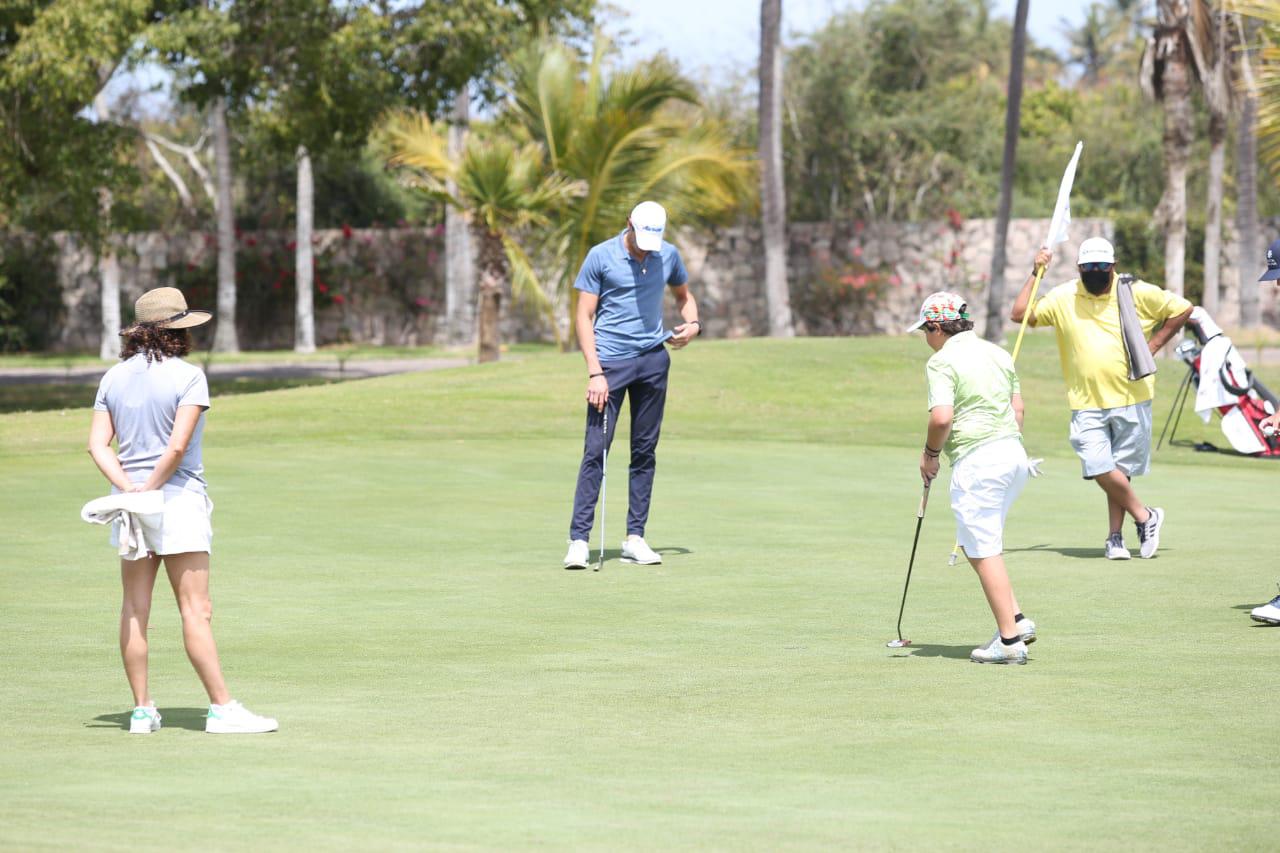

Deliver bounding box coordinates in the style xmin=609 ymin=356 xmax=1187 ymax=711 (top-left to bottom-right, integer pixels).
xmin=1044 ymin=141 xmax=1083 ymax=249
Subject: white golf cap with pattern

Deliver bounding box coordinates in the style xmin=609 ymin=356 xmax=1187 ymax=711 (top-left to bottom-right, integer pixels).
xmin=906 ymin=291 xmax=969 ymax=333
xmin=630 ymin=201 xmax=666 ymax=252
xmin=1077 ymin=237 xmax=1115 ymax=265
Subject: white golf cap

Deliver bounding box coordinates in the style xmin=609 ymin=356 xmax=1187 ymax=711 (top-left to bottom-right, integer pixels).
xmin=630 ymin=201 xmax=666 ymax=252
xmin=1077 ymin=237 xmax=1115 ymax=265
xmin=906 ymin=291 xmax=969 ymax=333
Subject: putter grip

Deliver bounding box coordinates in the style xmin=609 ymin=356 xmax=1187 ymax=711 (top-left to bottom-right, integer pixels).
xmin=917 ymin=484 xmax=930 ymax=518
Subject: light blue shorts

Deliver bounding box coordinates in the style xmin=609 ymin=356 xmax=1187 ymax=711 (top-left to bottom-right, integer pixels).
xmin=1069 ymin=401 xmax=1153 ymax=479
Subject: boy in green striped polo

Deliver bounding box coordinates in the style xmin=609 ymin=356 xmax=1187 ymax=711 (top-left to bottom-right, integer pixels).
xmin=909 ymin=291 xmax=1038 ymax=664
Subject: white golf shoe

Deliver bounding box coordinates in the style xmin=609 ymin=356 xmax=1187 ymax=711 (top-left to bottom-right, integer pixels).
xmin=1136 ymin=507 xmax=1164 ymax=559
xmin=563 ymin=539 xmax=590 ymax=570
xmin=1251 ymin=589 xmax=1280 ymax=625
xmin=1105 ymin=533 xmax=1131 ymax=560
xmin=129 ymin=705 xmax=161 ymax=734
xmin=205 ymin=700 xmax=278 ymax=734
xmin=620 ymin=536 xmax=661 ymax=565
xmin=970 ymin=634 xmax=1028 ymax=665
xmin=1016 ymin=617 xmax=1037 ymax=645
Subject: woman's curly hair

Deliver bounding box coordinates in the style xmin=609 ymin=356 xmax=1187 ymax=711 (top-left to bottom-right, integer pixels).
xmin=120 ymin=325 xmax=193 ymax=363
xmin=932 ymin=317 xmax=975 ymax=335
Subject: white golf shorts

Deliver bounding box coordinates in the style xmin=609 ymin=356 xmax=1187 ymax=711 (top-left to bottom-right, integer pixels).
xmin=950 ymin=436 xmax=1029 ymax=560
xmin=1068 ymin=401 xmax=1152 ymax=479
xmin=110 ymin=484 xmax=213 ymax=556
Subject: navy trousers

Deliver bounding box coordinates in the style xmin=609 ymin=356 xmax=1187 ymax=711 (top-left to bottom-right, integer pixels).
xmin=569 ymin=345 xmax=671 ymax=541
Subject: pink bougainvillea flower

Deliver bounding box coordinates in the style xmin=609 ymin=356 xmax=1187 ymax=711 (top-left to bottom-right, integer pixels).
xmin=332 ymin=294 xmax=346 ymax=305
xmin=316 ymin=282 xmax=328 ymax=293
xmin=852 ymin=246 xmax=863 ymax=257
xmin=342 ymin=223 xmax=353 ymax=239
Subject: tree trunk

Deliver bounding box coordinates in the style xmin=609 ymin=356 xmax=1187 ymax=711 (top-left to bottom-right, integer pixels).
xmin=475 ymin=229 xmax=504 ymax=363
xmin=445 ymin=89 xmax=476 ymax=345
xmin=759 ymin=0 xmax=794 ymax=337
xmin=212 ymin=97 xmax=239 ymax=352
xmin=1155 ymin=27 xmax=1192 ymax=297
xmin=94 ymin=92 xmax=121 ymax=360
xmin=985 ymin=0 xmax=1028 ymax=343
xmin=1237 ymin=14 xmax=1260 ymax=328
xmin=1203 ymin=112 xmax=1225 ymax=313
xmin=294 ymin=144 xmax=316 ymax=353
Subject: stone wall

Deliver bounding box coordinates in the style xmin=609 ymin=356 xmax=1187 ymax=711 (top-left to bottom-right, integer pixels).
xmin=41 ymin=216 xmax=1280 ymax=353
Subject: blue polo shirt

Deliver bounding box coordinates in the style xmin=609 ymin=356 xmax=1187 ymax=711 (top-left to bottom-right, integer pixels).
xmin=574 ymin=230 xmax=689 ymax=362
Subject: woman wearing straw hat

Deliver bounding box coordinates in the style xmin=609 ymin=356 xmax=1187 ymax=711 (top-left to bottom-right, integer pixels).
xmin=87 ymin=287 xmax=277 ymax=734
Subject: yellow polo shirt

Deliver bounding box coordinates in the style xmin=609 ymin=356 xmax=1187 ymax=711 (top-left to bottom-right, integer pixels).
xmin=1031 ymin=279 xmax=1192 ymax=410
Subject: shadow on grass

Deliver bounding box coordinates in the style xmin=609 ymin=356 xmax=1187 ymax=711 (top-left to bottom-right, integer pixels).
xmin=88 ymin=708 xmax=208 ymax=732
xmin=563 ymin=545 xmax=692 ymax=570
xmin=889 ymin=643 xmax=973 ymax=660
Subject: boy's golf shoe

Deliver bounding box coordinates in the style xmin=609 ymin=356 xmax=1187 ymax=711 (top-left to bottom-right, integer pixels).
xmin=1251 ymin=590 xmax=1280 ymax=625
xmin=970 ymin=634 xmax=1028 ymax=665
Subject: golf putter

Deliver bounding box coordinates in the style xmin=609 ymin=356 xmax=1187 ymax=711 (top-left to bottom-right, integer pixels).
xmin=888 ymin=482 xmax=931 ymax=648
xmin=595 ymin=406 xmax=608 ymax=572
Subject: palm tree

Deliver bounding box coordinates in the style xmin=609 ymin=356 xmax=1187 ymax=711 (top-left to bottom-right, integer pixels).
xmin=985 ymin=0 xmax=1029 ymax=344
xmin=759 ymin=0 xmax=794 ymax=337
xmin=508 ymin=37 xmax=754 ymax=343
xmin=1200 ymin=5 xmax=1235 ymax=315
xmin=1234 ymin=3 xmax=1272 ymax=327
xmin=387 ymin=113 xmax=576 ymax=362
xmin=1140 ymin=0 xmax=1211 ymax=298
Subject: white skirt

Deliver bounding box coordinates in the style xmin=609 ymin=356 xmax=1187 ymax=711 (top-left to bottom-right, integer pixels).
xmin=110 ymin=484 xmax=213 ymax=556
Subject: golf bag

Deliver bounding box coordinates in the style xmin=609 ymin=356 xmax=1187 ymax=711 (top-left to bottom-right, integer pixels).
xmin=1158 ymin=307 xmax=1280 ymax=457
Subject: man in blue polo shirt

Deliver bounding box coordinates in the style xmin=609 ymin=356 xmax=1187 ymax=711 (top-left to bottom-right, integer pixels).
xmin=563 ymin=201 xmax=702 ymax=569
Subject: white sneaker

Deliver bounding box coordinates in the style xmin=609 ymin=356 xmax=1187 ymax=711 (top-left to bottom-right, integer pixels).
xmin=1016 ymin=617 xmax=1037 ymax=645
xmin=970 ymin=634 xmax=1028 ymax=665
xmin=620 ymin=536 xmax=661 ymax=565
xmin=1251 ymin=589 xmax=1280 ymax=625
xmin=129 ymin=705 xmax=161 ymax=734
xmin=563 ymin=539 xmax=590 ymax=570
xmin=1105 ymin=533 xmax=1130 ymax=560
xmin=205 ymin=700 xmax=278 ymax=734
xmin=1136 ymin=507 xmax=1164 ymax=559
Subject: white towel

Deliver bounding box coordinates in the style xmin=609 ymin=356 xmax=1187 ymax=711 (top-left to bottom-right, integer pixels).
xmin=81 ymin=491 xmax=165 ymax=561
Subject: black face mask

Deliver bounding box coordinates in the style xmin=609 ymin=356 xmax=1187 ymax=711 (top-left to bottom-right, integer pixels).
xmin=1081 ymin=269 xmax=1112 ymax=293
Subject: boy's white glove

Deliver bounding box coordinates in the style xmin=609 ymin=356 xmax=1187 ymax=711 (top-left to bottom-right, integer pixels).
xmin=1027 ymin=457 xmax=1045 ymax=478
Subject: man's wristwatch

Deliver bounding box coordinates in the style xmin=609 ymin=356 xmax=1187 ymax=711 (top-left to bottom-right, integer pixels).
xmin=689 ymin=320 xmax=702 ymax=334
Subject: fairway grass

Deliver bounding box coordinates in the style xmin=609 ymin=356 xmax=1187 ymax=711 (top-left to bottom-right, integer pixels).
xmin=1 ymin=335 xmax=1275 ymax=850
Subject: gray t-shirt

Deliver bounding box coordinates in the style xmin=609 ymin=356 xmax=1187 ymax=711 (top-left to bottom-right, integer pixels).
xmin=94 ymin=354 xmax=210 ymax=491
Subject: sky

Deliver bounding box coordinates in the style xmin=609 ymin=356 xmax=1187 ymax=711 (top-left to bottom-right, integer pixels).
xmin=610 ymin=0 xmax=1090 ymax=80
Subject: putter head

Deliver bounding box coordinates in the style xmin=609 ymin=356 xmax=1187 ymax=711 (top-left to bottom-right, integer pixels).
xmin=886 ymin=638 xmax=912 ymax=648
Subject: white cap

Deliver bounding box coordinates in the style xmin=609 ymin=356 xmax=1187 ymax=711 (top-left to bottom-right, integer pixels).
xmin=1077 ymin=237 xmax=1115 ymax=265
xmin=630 ymin=201 xmax=666 ymax=252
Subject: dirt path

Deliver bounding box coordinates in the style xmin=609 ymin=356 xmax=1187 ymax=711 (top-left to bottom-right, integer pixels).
xmin=0 ymin=357 xmax=469 ymax=386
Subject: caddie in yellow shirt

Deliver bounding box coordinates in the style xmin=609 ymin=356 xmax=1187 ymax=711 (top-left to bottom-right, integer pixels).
xmin=1011 ymin=237 xmax=1192 ymax=560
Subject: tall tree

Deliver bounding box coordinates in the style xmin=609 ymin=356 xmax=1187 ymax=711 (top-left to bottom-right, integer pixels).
xmin=1200 ymin=4 xmax=1234 ymax=315
xmin=1235 ymin=7 xmax=1266 ymax=327
xmin=445 ymin=89 xmax=476 ymax=345
xmin=211 ymin=97 xmax=238 ymax=352
xmin=759 ymin=0 xmax=793 ymax=337
xmin=1141 ymin=0 xmax=1208 ymax=297
xmin=95 ymin=93 xmax=122 ymax=360
xmin=985 ymin=0 xmax=1029 ymax=343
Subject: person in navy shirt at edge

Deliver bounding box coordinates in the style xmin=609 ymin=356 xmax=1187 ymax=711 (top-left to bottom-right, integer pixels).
xmin=562 ymin=200 xmax=702 ymax=569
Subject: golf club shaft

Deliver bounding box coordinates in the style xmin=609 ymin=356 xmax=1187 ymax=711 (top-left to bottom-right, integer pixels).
xmin=597 ymin=407 xmax=608 ymax=571
xmin=895 ymin=483 xmax=930 ymax=640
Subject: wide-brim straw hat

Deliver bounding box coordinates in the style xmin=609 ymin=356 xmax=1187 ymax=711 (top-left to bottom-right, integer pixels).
xmin=120 ymin=287 xmax=212 ymax=334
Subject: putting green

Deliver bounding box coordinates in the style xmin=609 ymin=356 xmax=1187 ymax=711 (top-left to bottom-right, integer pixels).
xmin=1 ymin=335 xmax=1274 ymax=849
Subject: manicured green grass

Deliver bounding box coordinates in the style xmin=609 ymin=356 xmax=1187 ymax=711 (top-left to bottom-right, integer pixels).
xmin=1 ymin=334 xmax=1274 ymax=850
